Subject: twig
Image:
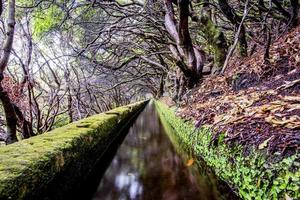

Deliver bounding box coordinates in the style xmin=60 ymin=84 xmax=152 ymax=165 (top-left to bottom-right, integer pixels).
xmin=221 ymin=0 xmax=251 ymax=74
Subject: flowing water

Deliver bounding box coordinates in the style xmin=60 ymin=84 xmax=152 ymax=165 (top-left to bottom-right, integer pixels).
xmin=89 ymin=103 xmax=238 ymax=200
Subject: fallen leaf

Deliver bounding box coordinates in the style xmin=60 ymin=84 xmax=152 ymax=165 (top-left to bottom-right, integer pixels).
xmin=282 ymin=95 xmax=300 ymax=102
xmin=186 ymin=159 xmax=194 ymax=166
xmin=285 ymin=193 xmax=293 ymax=200
xmin=258 ymin=136 xmax=274 ymax=150
xmin=277 ymin=79 xmax=300 ymax=90
xmin=127 ymin=173 xmax=134 ymax=177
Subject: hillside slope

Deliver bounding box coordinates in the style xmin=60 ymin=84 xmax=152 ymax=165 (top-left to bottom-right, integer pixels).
xmin=177 ymin=26 xmax=300 ymax=156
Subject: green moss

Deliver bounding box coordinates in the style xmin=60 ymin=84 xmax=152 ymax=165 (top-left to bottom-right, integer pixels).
xmin=197 ymin=14 xmax=227 ymax=72
xmin=0 ymin=101 xmax=147 ymax=199
xmin=155 ymin=100 xmax=300 ymax=200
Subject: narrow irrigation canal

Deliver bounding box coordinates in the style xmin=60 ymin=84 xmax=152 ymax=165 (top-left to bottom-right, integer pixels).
xmin=87 ymin=103 xmax=238 ymax=200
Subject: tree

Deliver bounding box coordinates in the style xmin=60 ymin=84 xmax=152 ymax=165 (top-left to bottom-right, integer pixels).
xmin=0 ymin=0 xmax=18 ymax=144
xmin=164 ymin=0 xmax=205 ymax=87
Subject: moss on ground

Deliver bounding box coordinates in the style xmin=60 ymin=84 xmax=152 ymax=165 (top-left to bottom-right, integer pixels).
xmin=0 ymin=101 xmax=147 ymax=200
xmin=155 ymin=100 xmax=300 ymax=200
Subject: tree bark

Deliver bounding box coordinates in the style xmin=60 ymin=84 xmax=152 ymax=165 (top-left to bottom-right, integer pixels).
xmin=13 ymin=104 xmax=34 ymax=139
xmin=221 ymin=0 xmax=250 ymax=73
xmin=158 ymin=74 xmax=165 ymax=97
xmin=0 ymin=0 xmax=3 ymax=17
xmin=0 ymin=0 xmax=15 ymax=73
xmin=0 ymin=87 xmax=17 ymax=143
xmin=0 ymin=0 xmax=16 ymax=144
xmin=164 ymin=0 xmax=204 ymax=87
xmin=290 ymin=0 xmax=299 ymax=26
xmin=178 ymin=0 xmax=196 ymax=72
xmin=198 ymin=8 xmax=228 ymax=73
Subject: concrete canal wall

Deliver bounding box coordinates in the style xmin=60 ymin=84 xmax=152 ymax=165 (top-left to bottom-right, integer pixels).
xmin=0 ymin=101 xmax=147 ymax=200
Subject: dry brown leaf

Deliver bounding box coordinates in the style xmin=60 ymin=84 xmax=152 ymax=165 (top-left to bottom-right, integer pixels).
xmin=282 ymin=95 xmax=300 ymax=102
xmin=186 ymin=159 xmax=194 ymax=166
xmin=277 ymin=79 xmax=300 ymax=90
xmin=285 ymin=193 xmax=293 ymax=200
xmin=258 ymin=136 xmax=274 ymax=150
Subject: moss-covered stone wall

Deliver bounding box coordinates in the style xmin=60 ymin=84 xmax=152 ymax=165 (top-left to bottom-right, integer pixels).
xmin=155 ymin=100 xmax=300 ymax=200
xmin=0 ymin=101 xmax=147 ymax=200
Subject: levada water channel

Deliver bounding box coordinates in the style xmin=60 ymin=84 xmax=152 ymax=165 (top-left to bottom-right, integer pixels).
xmin=80 ymin=102 xmax=239 ymax=200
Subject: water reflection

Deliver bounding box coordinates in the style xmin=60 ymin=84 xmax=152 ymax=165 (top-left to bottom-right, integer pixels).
xmin=92 ymin=103 xmax=235 ymax=200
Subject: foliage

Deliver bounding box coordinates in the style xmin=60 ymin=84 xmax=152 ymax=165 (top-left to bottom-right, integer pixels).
xmin=155 ymin=100 xmax=300 ymax=200
xmin=32 ymin=5 xmax=64 ymax=38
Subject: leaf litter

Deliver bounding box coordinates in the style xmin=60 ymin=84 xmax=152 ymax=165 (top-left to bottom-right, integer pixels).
xmin=176 ymin=27 xmax=300 ymax=156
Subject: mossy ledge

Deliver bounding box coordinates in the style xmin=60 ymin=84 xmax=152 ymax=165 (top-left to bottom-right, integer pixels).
xmin=155 ymin=100 xmax=300 ymax=200
xmin=0 ymin=101 xmax=147 ymax=200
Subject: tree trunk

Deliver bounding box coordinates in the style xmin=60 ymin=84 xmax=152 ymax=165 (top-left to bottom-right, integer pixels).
xmin=198 ymin=9 xmax=228 ymax=73
xmin=218 ymin=0 xmax=248 ymax=57
xmin=178 ymin=0 xmax=197 ymax=72
xmin=238 ymin=25 xmax=248 ymax=56
xmin=0 ymin=0 xmax=16 ymax=144
xmin=157 ymin=74 xmax=165 ymax=98
xmin=68 ymin=91 xmax=73 ymax=123
xmin=0 ymin=85 xmax=17 ymax=144
xmin=13 ymin=104 xmax=34 ymax=139
xmin=290 ymin=0 xmax=299 ymax=26
xmin=164 ymin=0 xmax=204 ymax=87
xmin=0 ymin=0 xmax=15 ymax=71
